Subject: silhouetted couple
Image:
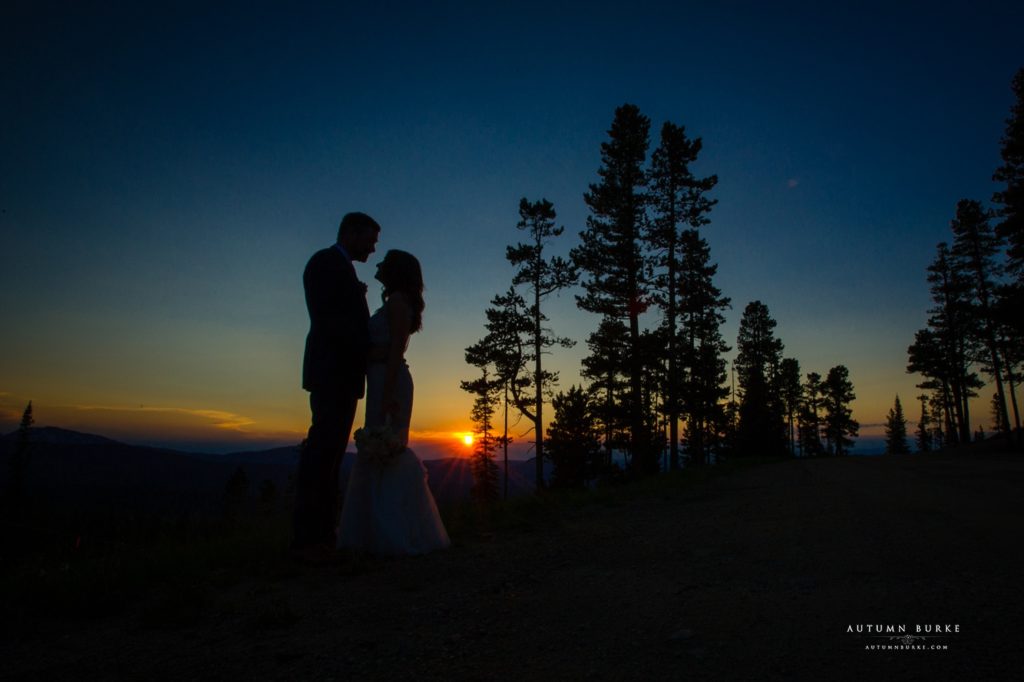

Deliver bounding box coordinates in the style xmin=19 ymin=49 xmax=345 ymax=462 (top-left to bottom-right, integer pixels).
xmin=291 ymin=212 xmax=449 ymax=564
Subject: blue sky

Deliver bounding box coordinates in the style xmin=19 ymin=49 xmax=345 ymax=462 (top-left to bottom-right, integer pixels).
xmin=1 ymin=1 xmax=1021 ymax=453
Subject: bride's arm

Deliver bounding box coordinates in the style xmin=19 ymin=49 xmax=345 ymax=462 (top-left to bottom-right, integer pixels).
xmin=382 ymin=292 xmax=412 ymax=420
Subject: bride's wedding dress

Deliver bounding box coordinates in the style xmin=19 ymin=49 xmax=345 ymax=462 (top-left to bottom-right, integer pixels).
xmin=337 ymin=306 xmax=450 ymax=556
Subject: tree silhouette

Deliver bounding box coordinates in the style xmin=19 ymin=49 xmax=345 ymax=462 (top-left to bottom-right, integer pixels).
xmin=778 ymin=358 xmax=803 ymax=456
xmin=884 ymin=395 xmax=910 ymax=455
xmin=677 ymin=230 xmax=730 ymax=466
xmin=647 ymin=121 xmax=718 ymax=470
xmin=735 ymin=301 xmax=786 ymax=456
xmin=993 ymin=68 xmax=1024 ymax=282
xmin=949 ymin=199 xmax=1011 ymax=436
xmin=580 ymin=318 xmax=631 ymax=469
xmin=506 ymin=197 xmax=577 ymax=491
xmin=822 ymin=365 xmax=858 ymax=456
xmin=7 ymin=401 xmax=34 ymax=503
xmin=469 ymin=288 xmax=531 ymax=498
xmin=461 ymin=349 xmax=503 ymax=503
xmin=798 ymin=373 xmax=825 ymax=457
xmin=915 ymin=394 xmax=933 ymax=453
xmin=991 ymin=67 xmax=1024 ymax=443
xmin=637 ymin=328 xmax=669 ymax=468
xmin=546 ymin=385 xmax=601 ymax=489
xmin=990 ymin=391 xmax=1009 ymax=434
xmin=573 ymin=104 xmax=655 ymax=473
xmin=908 ymin=243 xmax=982 ymax=445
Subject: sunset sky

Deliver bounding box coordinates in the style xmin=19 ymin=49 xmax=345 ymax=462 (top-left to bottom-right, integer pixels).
xmin=2 ymin=2 xmax=1021 ymax=456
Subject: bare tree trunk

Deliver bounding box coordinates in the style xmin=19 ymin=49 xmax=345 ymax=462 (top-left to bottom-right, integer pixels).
xmin=1002 ymin=349 xmax=1022 ymax=443
xmin=503 ymin=382 xmax=509 ymax=500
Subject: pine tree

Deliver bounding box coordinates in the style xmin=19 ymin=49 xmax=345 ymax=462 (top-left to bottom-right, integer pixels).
xmin=990 ymin=391 xmax=1008 ymax=434
xmin=822 ymin=365 xmax=859 ymax=456
xmin=993 ymin=67 xmax=1024 ymax=280
xmin=460 ymin=363 xmax=502 ymax=504
xmin=7 ymin=401 xmax=34 ymax=502
xmin=580 ymin=318 xmax=631 ymax=468
xmin=506 ymin=197 xmax=577 ymax=491
xmin=908 ymin=328 xmax=958 ymax=445
xmin=884 ymin=395 xmax=910 ymax=455
xmin=798 ymin=373 xmax=825 ymax=457
xmin=915 ymin=394 xmax=932 ymax=453
xmin=677 ymin=229 xmax=730 ymax=466
xmin=949 ymin=199 xmax=1011 ymax=436
xmin=647 ymin=121 xmax=718 ymax=470
xmin=778 ymin=358 xmax=803 ymax=456
xmin=993 ymin=69 xmax=1024 ymax=438
xmin=735 ymin=301 xmax=786 ymax=456
xmin=471 ymin=288 xmax=531 ymax=498
xmin=908 ymin=243 xmax=982 ymax=445
xmin=573 ymin=104 xmax=655 ymax=473
xmin=546 ymin=386 xmax=601 ymax=489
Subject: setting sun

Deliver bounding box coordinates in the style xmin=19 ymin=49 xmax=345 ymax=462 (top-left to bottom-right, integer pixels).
xmin=462 ymin=434 xmax=474 ymax=446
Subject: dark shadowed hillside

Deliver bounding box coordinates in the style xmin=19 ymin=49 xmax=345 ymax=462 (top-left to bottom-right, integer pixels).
xmin=0 ymin=428 xmax=545 ymax=514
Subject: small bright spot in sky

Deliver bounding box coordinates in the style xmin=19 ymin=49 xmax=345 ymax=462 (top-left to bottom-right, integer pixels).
xmin=462 ymin=434 xmax=474 ymax=446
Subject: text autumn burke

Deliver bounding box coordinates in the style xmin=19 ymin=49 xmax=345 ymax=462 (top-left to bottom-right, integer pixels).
xmin=847 ymin=624 xmax=960 ymax=634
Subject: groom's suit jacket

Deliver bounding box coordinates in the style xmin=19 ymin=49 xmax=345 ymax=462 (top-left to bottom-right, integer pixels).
xmin=302 ymin=245 xmax=370 ymax=398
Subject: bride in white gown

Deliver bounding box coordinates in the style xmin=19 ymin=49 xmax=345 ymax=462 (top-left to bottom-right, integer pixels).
xmin=337 ymin=249 xmax=450 ymax=556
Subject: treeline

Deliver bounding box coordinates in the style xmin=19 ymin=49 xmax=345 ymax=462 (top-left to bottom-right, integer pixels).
xmin=462 ymin=104 xmax=858 ymax=498
xmin=907 ymin=67 xmax=1024 ymax=449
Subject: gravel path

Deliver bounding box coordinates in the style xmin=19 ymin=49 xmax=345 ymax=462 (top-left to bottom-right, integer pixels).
xmin=8 ymin=453 xmax=1024 ymax=681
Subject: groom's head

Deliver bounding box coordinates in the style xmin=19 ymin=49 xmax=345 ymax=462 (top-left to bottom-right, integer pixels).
xmin=337 ymin=212 xmax=380 ymax=262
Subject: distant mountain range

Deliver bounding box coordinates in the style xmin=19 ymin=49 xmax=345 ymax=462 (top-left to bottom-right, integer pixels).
xmin=0 ymin=427 xmax=545 ymax=515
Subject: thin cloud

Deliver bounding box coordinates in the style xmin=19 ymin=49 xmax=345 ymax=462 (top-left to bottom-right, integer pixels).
xmin=73 ymin=404 xmax=256 ymax=431
xmin=410 ymin=429 xmax=474 ymax=442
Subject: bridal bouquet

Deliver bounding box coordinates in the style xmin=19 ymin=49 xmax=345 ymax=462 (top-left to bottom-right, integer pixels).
xmin=354 ymin=425 xmax=404 ymax=467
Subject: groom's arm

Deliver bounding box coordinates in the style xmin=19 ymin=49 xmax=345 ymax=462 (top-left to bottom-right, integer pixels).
xmin=304 ymin=250 xmax=367 ymax=351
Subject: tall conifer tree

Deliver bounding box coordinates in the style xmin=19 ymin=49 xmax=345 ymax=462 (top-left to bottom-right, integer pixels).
xmin=677 ymin=229 xmax=730 ymax=466
xmin=647 ymin=122 xmax=718 ymax=469
xmin=546 ymin=386 xmax=601 ymax=489
xmin=580 ymin=319 xmax=631 ymax=467
xmin=734 ymin=301 xmax=786 ymax=456
xmin=461 ymin=352 xmax=503 ymax=503
xmin=468 ymin=289 xmax=531 ymax=497
xmin=573 ymin=104 xmax=655 ymax=472
xmin=778 ymin=358 xmax=802 ymax=456
xmin=908 ymin=243 xmax=982 ymax=445
xmin=993 ymin=68 xmax=1024 ymax=280
xmin=822 ymin=365 xmax=858 ymax=456
xmin=992 ymin=69 xmax=1024 ymax=442
xmin=506 ymin=198 xmax=577 ymax=491
xmin=884 ymin=395 xmax=910 ymax=455
xmin=8 ymin=401 xmax=34 ymax=503
xmin=915 ymin=394 xmax=933 ymax=453
xmin=798 ymin=373 xmax=824 ymax=457
xmin=949 ymin=199 xmax=1011 ymax=436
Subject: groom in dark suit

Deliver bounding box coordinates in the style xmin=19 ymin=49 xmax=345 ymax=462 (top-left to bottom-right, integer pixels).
xmin=292 ymin=211 xmax=380 ymax=559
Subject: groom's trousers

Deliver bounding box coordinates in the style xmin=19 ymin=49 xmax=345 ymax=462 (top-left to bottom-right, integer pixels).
xmin=292 ymin=390 xmax=357 ymax=549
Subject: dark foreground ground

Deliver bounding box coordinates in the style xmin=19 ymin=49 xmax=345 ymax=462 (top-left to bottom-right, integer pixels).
xmin=5 ymin=452 xmax=1024 ymax=681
